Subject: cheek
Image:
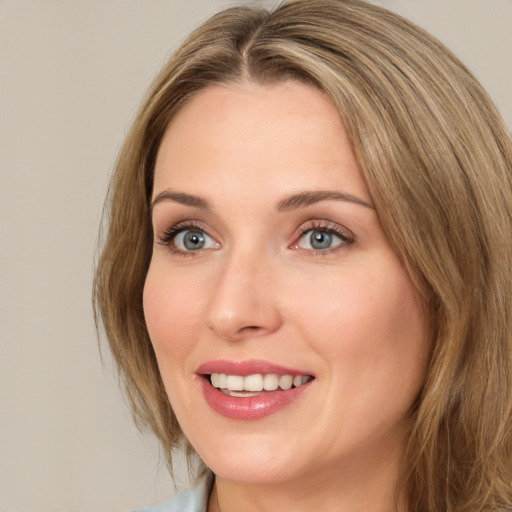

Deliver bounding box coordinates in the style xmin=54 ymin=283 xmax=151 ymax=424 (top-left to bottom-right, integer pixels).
xmin=292 ymin=259 xmax=428 ymax=385
xmin=298 ymin=270 xmax=420 ymax=333
xmin=142 ymin=265 xmax=208 ymax=425
xmin=142 ymin=264 xmax=204 ymax=363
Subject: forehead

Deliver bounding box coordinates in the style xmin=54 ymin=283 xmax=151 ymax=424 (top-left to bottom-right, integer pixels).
xmin=153 ymin=80 xmax=370 ymax=205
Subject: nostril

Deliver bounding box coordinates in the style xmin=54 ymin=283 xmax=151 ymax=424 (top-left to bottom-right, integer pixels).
xmin=205 ymin=291 xmax=282 ymax=341
xmin=239 ymin=326 xmax=263 ymax=334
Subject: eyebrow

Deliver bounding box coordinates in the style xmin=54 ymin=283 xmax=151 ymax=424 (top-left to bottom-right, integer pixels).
xmin=150 ymin=190 xmax=210 ymax=212
xmin=150 ymin=188 xmax=374 ymax=213
xmin=276 ymin=190 xmax=375 ymax=211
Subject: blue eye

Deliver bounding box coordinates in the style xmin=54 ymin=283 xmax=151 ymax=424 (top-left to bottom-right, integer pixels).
xmin=297 ymin=228 xmax=347 ymax=251
xmin=174 ymin=229 xmax=217 ymax=251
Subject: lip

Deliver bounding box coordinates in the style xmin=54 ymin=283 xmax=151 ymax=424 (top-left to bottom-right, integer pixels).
xmin=196 ymin=359 xmax=314 ymax=420
xmin=196 ymin=359 xmax=312 ymax=377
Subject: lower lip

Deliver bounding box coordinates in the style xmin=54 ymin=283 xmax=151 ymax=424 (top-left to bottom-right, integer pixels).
xmin=198 ymin=377 xmax=312 ymax=420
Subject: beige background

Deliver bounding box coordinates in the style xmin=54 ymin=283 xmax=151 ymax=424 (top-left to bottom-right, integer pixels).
xmin=0 ymin=1 xmax=510 ymax=511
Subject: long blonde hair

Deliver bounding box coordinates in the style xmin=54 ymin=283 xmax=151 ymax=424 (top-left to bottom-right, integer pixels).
xmin=94 ymin=1 xmax=512 ymax=509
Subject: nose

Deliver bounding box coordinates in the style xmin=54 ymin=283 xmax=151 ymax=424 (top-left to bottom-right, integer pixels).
xmin=204 ymin=250 xmax=282 ymax=342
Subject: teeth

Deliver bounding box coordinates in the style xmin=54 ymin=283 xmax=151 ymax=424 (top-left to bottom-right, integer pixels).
xmin=209 ymin=373 xmax=312 ymax=392
xmin=279 ymin=375 xmax=293 ymax=390
xmin=244 ymin=374 xmax=264 ymax=392
xmin=225 ymin=375 xmax=244 ymax=391
xmin=211 ymin=373 xmax=220 ymax=387
xmin=263 ymin=374 xmax=279 ymax=391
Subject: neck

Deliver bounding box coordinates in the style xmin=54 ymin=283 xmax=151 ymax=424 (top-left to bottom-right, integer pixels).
xmin=207 ymin=454 xmax=406 ymax=512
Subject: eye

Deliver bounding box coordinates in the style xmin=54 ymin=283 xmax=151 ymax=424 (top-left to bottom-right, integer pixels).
xmin=292 ymin=221 xmax=354 ymax=253
xmin=175 ymin=229 xmax=216 ymax=251
xmin=298 ymin=229 xmax=343 ymax=250
xmin=157 ymin=223 xmax=220 ymax=254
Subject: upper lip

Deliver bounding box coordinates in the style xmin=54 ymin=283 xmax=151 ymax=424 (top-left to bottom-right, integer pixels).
xmin=196 ymin=359 xmax=314 ymax=377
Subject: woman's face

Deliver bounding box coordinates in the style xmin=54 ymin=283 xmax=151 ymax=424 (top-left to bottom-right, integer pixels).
xmin=144 ymin=80 xmax=429 ymax=488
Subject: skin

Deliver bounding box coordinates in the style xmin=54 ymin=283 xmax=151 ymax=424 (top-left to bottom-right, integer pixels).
xmin=144 ymin=80 xmax=429 ymax=512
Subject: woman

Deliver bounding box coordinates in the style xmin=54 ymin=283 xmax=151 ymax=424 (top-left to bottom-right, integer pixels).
xmin=94 ymin=0 xmax=512 ymax=510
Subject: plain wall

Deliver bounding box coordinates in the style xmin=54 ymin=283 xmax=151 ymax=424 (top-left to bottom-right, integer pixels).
xmin=0 ymin=1 xmax=510 ymax=511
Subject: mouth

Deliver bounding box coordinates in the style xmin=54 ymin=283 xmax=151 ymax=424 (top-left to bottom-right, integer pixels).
xmin=196 ymin=360 xmax=315 ymax=420
xmin=207 ymin=372 xmax=314 ymax=397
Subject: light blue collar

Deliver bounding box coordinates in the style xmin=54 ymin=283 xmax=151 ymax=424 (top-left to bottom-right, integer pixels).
xmin=135 ymin=472 xmax=214 ymax=512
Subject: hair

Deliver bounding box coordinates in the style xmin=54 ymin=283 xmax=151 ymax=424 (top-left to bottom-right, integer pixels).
xmin=93 ymin=0 xmax=512 ymax=510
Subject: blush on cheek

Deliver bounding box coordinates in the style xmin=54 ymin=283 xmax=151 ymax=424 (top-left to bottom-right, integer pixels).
xmin=143 ymin=269 xmax=204 ymax=367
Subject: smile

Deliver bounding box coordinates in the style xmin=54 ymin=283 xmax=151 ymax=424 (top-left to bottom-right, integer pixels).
xmin=197 ymin=360 xmax=315 ymax=420
xmin=210 ymin=373 xmax=313 ymax=396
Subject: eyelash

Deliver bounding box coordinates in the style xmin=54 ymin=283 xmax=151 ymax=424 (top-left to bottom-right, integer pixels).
xmin=156 ymin=219 xmax=354 ymax=256
xmin=157 ymin=221 xmax=211 ymax=257
xmin=294 ymin=220 xmax=354 ymax=255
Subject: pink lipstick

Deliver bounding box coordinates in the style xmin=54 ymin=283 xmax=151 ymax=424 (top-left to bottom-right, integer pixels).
xmin=196 ymin=359 xmax=314 ymax=420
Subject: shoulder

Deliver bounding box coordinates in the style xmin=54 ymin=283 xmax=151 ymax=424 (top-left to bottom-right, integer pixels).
xmin=134 ymin=473 xmax=213 ymax=512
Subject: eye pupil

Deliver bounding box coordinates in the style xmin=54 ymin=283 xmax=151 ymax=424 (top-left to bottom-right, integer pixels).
xmin=310 ymin=230 xmax=332 ymax=249
xmin=183 ymin=230 xmax=205 ymax=250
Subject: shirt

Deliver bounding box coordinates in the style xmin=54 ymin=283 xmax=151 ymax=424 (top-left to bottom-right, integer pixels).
xmin=135 ymin=473 xmax=213 ymax=512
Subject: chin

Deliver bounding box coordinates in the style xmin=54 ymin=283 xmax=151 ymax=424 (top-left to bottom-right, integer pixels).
xmin=195 ymin=433 xmax=307 ymax=485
